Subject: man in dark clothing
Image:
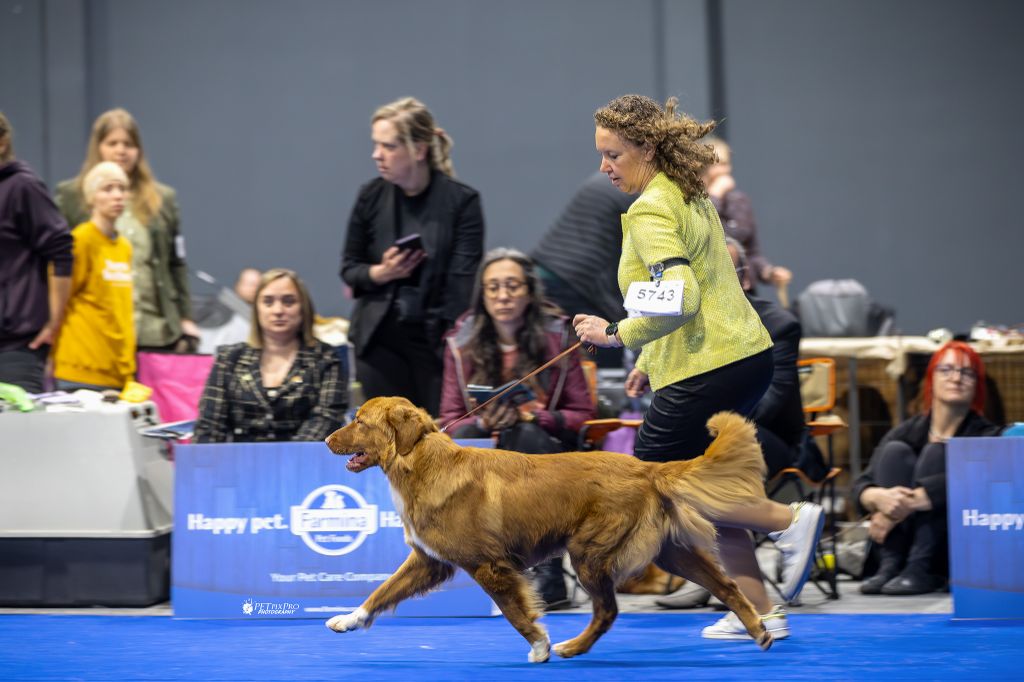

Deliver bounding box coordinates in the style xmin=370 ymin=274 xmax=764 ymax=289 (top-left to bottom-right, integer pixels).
xmin=532 ymin=173 xmax=636 ymax=368
xmin=0 ymin=113 xmax=73 ymax=393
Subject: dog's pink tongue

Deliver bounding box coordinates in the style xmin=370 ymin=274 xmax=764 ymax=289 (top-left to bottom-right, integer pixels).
xmin=346 ymin=452 xmax=368 ymax=471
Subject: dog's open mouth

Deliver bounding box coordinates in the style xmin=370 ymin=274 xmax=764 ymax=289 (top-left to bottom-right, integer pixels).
xmin=346 ymin=452 xmax=369 ymax=471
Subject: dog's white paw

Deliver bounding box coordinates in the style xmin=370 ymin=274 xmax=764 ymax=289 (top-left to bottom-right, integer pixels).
xmin=528 ymin=636 xmax=551 ymax=663
xmin=325 ymin=607 xmax=369 ymax=633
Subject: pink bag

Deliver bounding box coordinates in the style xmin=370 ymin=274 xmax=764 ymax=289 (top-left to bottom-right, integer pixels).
xmin=601 ymin=410 xmax=643 ymax=455
xmin=136 ymin=352 xmax=214 ymax=423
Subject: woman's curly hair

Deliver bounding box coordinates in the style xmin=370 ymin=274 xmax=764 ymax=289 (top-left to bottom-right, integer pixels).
xmin=594 ymin=94 xmax=718 ymax=202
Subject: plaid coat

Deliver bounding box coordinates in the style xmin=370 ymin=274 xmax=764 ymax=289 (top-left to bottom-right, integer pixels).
xmin=194 ymin=340 xmax=348 ymax=443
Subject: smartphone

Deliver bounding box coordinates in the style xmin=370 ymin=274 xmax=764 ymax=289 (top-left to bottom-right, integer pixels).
xmin=394 ymin=233 xmax=424 ymax=252
xmin=466 ymin=382 xmax=535 ymax=406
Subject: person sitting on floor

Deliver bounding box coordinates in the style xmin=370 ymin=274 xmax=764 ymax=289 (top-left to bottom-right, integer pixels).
xmin=854 ymin=341 xmax=1002 ymax=595
xmin=194 ymin=268 xmax=348 ymax=443
xmin=438 ymin=247 xmax=595 ymax=609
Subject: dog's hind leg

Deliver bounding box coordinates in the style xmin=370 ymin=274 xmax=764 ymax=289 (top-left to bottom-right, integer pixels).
xmin=470 ymin=561 xmax=551 ymax=663
xmin=655 ymin=545 xmax=772 ymax=651
xmin=551 ymin=559 xmax=618 ymax=659
xmin=326 ymin=548 xmax=454 ymax=633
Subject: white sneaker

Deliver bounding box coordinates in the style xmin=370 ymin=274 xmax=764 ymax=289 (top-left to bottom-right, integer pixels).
xmin=701 ymin=605 xmax=790 ymax=640
xmin=769 ymin=501 xmax=825 ymax=602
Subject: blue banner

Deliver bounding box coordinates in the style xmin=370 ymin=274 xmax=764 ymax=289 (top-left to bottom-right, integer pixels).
xmin=172 ymin=441 xmax=496 ymax=619
xmin=947 ymin=437 xmax=1024 ymax=620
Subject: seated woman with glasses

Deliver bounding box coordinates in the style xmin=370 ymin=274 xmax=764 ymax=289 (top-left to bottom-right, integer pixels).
xmin=439 ymin=247 xmax=594 ymax=452
xmin=853 ymin=341 xmax=1002 ymax=595
xmin=439 ymin=247 xmax=595 ymax=610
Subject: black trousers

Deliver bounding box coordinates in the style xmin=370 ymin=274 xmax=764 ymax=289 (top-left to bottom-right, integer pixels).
xmin=756 ymin=424 xmax=797 ymax=480
xmin=356 ymin=314 xmax=443 ymax=416
xmin=0 ymin=345 xmax=48 ymax=394
xmin=453 ymin=421 xmax=565 ymax=454
xmin=634 ymin=349 xmax=773 ymax=463
xmin=870 ymin=440 xmax=948 ymax=576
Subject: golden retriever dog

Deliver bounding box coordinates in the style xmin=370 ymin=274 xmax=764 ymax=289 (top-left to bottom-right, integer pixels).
xmin=324 ymin=396 xmax=773 ymax=662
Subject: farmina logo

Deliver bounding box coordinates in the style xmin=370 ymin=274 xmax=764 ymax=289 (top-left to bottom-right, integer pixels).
xmin=962 ymin=509 xmax=1024 ymax=531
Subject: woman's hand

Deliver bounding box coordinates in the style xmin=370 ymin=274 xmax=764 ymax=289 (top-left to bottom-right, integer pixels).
xmin=573 ymin=314 xmax=620 ymax=348
xmin=706 ymin=173 xmax=735 ymax=199
xmin=865 ymin=486 xmax=915 ymax=522
xmin=768 ymin=265 xmax=793 ymax=286
xmin=181 ymin=318 xmax=202 ymax=339
xmin=624 ymin=368 xmax=650 ymax=398
xmin=369 ymin=246 xmax=427 ymax=285
xmin=868 ymin=511 xmax=896 ymax=544
xmin=480 ymin=401 xmax=519 ymax=431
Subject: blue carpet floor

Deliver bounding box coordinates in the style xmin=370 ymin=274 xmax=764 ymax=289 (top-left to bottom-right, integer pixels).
xmin=0 ymin=613 xmax=1020 ymax=680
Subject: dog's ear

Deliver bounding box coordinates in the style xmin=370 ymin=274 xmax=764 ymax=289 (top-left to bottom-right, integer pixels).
xmin=387 ymin=399 xmax=438 ymax=456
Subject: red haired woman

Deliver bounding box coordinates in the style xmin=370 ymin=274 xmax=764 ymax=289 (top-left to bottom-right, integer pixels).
xmin=854 ymin=341 xmax=1002 ymax=595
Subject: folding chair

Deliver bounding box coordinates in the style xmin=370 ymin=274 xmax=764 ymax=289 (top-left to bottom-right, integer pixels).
xmin=764 ymin=357 xmax=845 ymax=601
xmin=575 ymin=359 xmax=644 ymax=451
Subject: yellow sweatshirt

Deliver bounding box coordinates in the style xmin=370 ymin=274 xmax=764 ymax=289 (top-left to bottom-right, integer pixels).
xmin=53 ymin=222 xmax=136 ymax=388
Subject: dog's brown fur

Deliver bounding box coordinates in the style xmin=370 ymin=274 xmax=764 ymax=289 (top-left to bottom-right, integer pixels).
xmin=324 ymin=396 xmax=773 ymax=662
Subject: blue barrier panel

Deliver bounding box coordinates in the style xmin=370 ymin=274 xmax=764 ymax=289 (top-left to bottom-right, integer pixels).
xmin=172 ymin=440 xmax=496 ymax=619
xmin=947 ymin=437 xmax=1024 ymax=620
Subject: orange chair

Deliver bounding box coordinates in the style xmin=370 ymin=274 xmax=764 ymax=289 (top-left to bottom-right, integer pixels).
xmin=576 ymin=359 xmax=644 ymax=450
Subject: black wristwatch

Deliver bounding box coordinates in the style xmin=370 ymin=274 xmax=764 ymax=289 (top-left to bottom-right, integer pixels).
xmin=605 ymin=321 xmax=621 ymax=347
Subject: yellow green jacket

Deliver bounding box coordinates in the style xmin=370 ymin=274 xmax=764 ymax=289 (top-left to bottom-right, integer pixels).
xmin=52 ymin=222 xmax=136 ymax=388
xmin=616 ymin=172 xmax=772 ymax=391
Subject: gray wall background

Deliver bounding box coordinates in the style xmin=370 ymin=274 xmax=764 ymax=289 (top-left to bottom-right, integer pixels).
xmin=3 ymin=0 xmax=1021 ymax=335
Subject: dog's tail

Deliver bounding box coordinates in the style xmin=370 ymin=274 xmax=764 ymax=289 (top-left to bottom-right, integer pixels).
xmin=654 ymin=412 xmax=767 ymax=551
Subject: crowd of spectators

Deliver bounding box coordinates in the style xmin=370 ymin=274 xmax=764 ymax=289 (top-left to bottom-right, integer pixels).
xmin=1 ymin=92 xmax=1004 ymax=619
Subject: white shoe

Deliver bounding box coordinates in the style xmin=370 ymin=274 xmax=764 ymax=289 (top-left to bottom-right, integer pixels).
xmin=701 ymin=605 xmax=790 ymax=640
xmin=769 ymin=501 xmax=825 ymax=602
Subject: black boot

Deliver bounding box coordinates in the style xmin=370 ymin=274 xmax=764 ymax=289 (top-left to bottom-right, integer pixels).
xmin=535 ymin=557 xmax=570 ymax=611
xmin=881 ymin=510 xmax=945 ymax=595
xmin=860 ymin=543 xmax=904 ymax=594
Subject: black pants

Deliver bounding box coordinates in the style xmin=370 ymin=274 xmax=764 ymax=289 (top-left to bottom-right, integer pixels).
xmin=0 ymin=345 xmax=48 ymax=394
xmin=756 ymin=424 xmax=797 ymax=480
xmin=870 ymin=440 xmax=948 ymax=576
xmin=453 ymin=421 xmax=565 ymax=454
xmin=356 ymin=315 xmax=443 ymax=416
xmin=634 ymin=349 xmax=773 ymax=462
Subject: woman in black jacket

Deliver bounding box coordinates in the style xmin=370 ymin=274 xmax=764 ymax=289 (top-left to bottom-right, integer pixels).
xmin=340 ymin=97 xmax=484 ymax=416
xmin=854 ymin=341 xmax=1002 ymax=595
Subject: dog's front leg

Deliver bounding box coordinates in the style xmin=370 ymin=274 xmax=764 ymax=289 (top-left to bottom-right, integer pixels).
xmin=470 ymin=561 xmax=551 ymax=663
xmin=326 ymin=548 xmax=454 ymax=633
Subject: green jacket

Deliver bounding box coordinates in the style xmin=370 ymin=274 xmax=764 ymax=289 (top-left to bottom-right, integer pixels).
xmin=54 ymin=179 xmax=192 ymax=348
xmin=616 ymin=172 xmax=772 ymax=391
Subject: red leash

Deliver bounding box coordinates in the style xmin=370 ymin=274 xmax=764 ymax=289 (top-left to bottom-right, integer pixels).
xmin=440 ymin=341 xmax=588 ymax=433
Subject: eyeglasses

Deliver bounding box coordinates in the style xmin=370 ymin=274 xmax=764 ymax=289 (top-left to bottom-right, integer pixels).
xmin=934 ymin=364 xmax=977 ymax=381
xmin=483 ymin=279 xmax=527 ymax=298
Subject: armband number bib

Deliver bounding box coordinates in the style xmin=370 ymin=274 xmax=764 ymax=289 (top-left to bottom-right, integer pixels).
xmin=624 ymin=280 xmax=684 ymax=316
